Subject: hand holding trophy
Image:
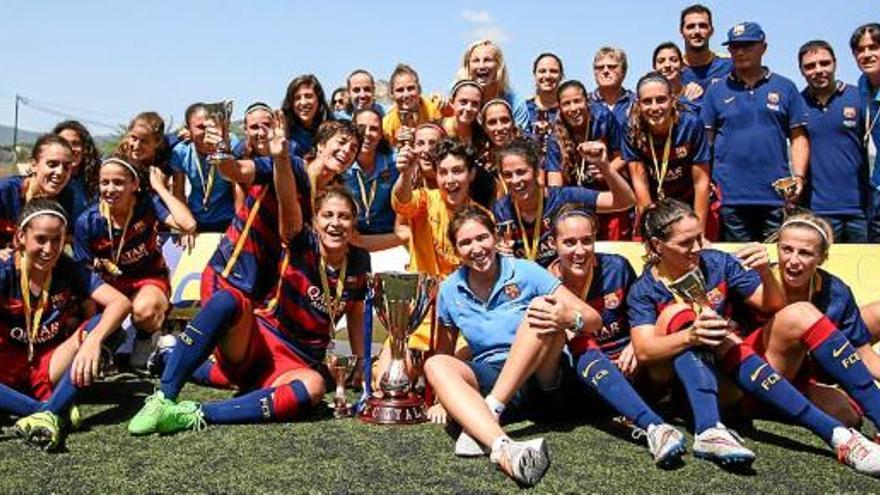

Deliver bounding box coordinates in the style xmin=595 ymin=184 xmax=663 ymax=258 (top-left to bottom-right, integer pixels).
xmin=667 ymin=269 xmax=729 ymax=350
xmin=203 ymin=101 xmax=235 ymax=165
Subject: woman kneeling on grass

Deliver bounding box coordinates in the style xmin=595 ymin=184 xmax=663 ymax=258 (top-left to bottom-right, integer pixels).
xmin=626 ymin=198 xmax=880 ymax=475
xmin=2 ymin=199 xmax=129 ymax=451
xmin=128 ymin=122 xmax=368 ymax=435
xmin=424 ymin=206 xmax=600 ymax=487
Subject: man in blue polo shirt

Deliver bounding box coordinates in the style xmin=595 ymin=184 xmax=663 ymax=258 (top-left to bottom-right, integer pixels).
xmin=679 ymin=4 xmax=732 ymax=91
xmin=851 ymin=23 xmax=880 ymax=242
xmin=701 ymin=22 xmax=809 ymax=241
xmin=590 ymin=47 xmax=635 ymax=129
xmin=799 ymin=40 xmax=870 ymax=242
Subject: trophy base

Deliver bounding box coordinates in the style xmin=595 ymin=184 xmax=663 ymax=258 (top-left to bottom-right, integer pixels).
xmin=359 ymin=394 xmax=426 ymax=425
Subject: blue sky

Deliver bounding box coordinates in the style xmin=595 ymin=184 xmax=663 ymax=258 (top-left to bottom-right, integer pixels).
xmin=0 ymin=0 xmax=876 ymax=136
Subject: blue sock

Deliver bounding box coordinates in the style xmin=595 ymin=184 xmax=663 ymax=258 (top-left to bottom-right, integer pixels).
xmin=723 ymin=345 xmax=840 ymax=444
xmin=577 ymin=349 xmax=664 ymax=430
xmin=0 ymin=382 xmax=41 ymax=416
xmin=673 ymin=350 xmax=721 ymax=434
xmin=190 ymin=360 xmax=215 ymax=386
xmin=202 ymin=381 xmax=311 ymax=424
xmin=802 ymin=316 xmax=880 ymax=429
xmin=160 ymin=290 xmax=240 ymax=400
xmin=42 ymin=370 xmax=78 ymax=415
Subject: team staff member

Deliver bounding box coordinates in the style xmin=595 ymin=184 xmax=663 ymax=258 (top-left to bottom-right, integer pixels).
xmin=2 ymin=199 xmax=130 ymax=451
xmin=169 ymin=102 xmax=239 ymax=233
xmin=679 ymin=4 xmax=732 ymax=91
xmin=590 ymin=47 xmax=635 ymax=129
xmin=623 ymin=73 xmax=714 ymax=238
xmin=850 ymin=23 xmax=880 ymax=242
xmin=493 ymin=138 xmax=633 ymax=267
xmin=0 ymin=135 xmax=75 ymax=248
xmin=799 ymin=40 xmax=870 ymax=242
xmin=701 ymin=22 xmax=809 ymax=241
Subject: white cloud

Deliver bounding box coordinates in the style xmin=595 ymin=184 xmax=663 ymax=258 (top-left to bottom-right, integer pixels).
xmin=460 ymin=9 xmax=511 ymax=44
xmin=468 ymin=25 xmax=511 ymax=44
xmin=461 ymin=9 xmax=494 ymax=24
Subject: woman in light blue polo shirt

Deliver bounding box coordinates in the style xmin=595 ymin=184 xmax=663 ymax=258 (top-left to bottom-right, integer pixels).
xmin=424 ymin=206 xmax=599 ymax=487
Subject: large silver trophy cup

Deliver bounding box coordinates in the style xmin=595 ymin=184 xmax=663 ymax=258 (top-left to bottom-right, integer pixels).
xmin=360 ymin=272 xmax=438 ymax=424
xmin=203 ymin=101 xmax=235 ymax=164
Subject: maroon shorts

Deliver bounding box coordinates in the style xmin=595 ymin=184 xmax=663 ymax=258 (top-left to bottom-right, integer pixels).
xmin=112 ymin=275 xmax=171 ymax=299
xmin=211 ymin=317 xmax=311 ymax=391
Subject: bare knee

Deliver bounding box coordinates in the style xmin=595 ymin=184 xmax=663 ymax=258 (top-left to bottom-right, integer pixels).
xmin=131 ymin=295 xmax=166 ymax=333
xmin=771 ymin=301 xmax=823 ymax=340
xmin=424 ymin=354 xmax=458 ymax=383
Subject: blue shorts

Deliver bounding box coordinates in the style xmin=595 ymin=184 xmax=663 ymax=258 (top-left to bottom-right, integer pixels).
xmin=468 ymin=358 xmax=582 ymax=422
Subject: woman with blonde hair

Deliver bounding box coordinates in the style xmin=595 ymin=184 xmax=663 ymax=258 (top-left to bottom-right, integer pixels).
xmin=456 ymin=40 xmax=529 ymax=130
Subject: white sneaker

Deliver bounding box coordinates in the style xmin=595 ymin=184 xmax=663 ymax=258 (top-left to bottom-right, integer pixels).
xmin=455 ymin=430 xmax=489 ymax=457
xmin=647 ymin=423 xmax=686 ymax=467
xmin=491 ymin=438 xmax=550 ymax=487
xmin=836 ymin=428 xmax=880 ymax=477
xmin=693 ymin=423 xmax=755 ymax=467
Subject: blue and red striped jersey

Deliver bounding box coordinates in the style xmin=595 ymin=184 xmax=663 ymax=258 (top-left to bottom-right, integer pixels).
xmin=73 ymin=193 xmax=170 ymax=292
xmin=0 ymin=176 xmax=76 ymax=249
xmin=255 ymin=228 xmax=369 ymax=360
xmin=206 ymin=154 xmax=311 ymax=301
xmin=0 ymin=255 xmax=87 ymax=349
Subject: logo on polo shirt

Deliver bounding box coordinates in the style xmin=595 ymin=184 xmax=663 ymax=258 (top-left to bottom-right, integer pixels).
xmin=503 ymin=283 xmax=521 ymax=300
xmin=844 ymin=107 xmax=857 ymax=119
xmin=733 ymin=24 xmax=746 ymax=36
xmin=767 ymin=92 xmax=780 ymax=104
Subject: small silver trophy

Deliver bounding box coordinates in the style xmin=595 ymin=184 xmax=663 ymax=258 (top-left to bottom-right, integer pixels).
xmin=203 ymin=100 xmax=235 ymax=164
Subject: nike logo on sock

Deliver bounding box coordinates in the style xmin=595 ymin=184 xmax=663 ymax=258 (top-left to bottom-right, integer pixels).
xmin=750 ymin=363 xmax=768 ymax=382
xmin=832 ymin=342 xmax=850 ymax=358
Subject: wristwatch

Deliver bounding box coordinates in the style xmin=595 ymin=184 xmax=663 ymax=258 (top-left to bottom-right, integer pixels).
xmin=569 ymin=311 xmax=585 ymax=335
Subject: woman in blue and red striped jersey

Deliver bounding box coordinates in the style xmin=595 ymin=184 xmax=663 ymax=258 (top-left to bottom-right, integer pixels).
xmin=128 ymin=117 xmax=369 ymax=435
xmin=547 ymin=205 xmax=686 ymax=467
xmin=0 ymin=135 xmax=75 ymax=248
xmin=627 ymin=198 xmax=880 ymax=474
xmin=0 ymin=199 xmax=130 ymax=451
xmin=544 ymin=80 xmax=633 ymax=240
xmin=74 ymin=155 xmax=195 ymax=338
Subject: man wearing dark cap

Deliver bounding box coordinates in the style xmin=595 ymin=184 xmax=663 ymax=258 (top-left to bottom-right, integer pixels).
xmin=701 ymin=21 xmax=810 ymax=241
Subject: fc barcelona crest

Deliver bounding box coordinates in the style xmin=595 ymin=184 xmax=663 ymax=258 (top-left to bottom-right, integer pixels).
xmin=504 ymin=283 xmax=521 ymax=299
xmin=675 ymin=145 xmax=688 ymax=159
xmin=733 ymin=24 xmax=746 ymax=36
xmin=603 ymin=292 xmax=620 ymax=309
xmin=767 ymin=92 xmax=780 ymax=104
xmin=843 ymin=107 xmax=857 ymax=119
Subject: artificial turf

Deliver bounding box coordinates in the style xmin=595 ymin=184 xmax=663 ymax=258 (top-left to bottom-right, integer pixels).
xmin=0 ymin=380 xmax=878 ymax=493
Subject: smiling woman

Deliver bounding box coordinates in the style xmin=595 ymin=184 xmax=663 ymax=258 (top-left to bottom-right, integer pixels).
xmin=282 ymin=74 xmax=332 ymax=159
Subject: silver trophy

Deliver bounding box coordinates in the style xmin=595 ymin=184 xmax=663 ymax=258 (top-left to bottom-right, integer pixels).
xmin=360 ymin=272 xmax=438 ymax=424
xmin=327 ymin=354 xmax=356 ymax=418
xmin=667 ymin=268 xmax=710 ymax=309
xmin=203 ymin=100 xmax=235 ymax=164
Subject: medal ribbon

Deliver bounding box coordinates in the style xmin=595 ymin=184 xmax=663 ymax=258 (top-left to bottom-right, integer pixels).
xmin=194 ymin=152 xmax=215 ymax=208
xmin=319 ymin=254 xmax=348 ymax=324
xmin=355 ymin=168 xmax=378 ymax=226
xmin=19 ymin=253 xmax=52 ymax=362
xmin=222 ymin=189 xmax=268 ymax=278
xmin=512 ymin=187 xmax=544 ymax=261
xmin=648 ymin=125 xmax=674 ymax=200
xmin=100 ymin=200 xmax=134 ymax=270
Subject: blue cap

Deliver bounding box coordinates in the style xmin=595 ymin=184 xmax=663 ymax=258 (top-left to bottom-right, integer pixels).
xmin=722 ymin=22 xmax=766 ymax=45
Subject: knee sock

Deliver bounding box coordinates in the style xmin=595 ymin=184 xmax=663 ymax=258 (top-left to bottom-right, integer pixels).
xmin=722 ymin=343 xmax=840 ymax=445
xmin=42 ymin=370 xmax=78 ymax=416
xmin=801 ymin=316 xmax=880 ymax=428
xmin=160 ymin=290 xmax=240 ymax=400
xmin=201 ymin=381 xmax=311 ymax=424
xmin=0 ymin=383 xmax=41 ymax=416
xmin=577 ymin=349 xmax=664 ymax=430
xmin=189 ymin=360 xmax=233 ymax=389
xmin=673 ymin=350 xmax=721 ymax=434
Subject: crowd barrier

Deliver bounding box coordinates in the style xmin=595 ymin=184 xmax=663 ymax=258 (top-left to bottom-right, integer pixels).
xmin=161 ymin=236 xmax=880 ymax=319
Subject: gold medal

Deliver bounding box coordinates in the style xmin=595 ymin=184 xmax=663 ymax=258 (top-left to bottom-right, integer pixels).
xmin=319 ymin=254 xmax=348 ymax=325
xmin=513 ymin=187 xmax=545 ymax=261
xmin=355 ymin=168 xmax=378 ymax=226
xmin=100 ymin=200 xmax=134 ymax=278
xmin=648 ymin=125 xmax=673 ymax=200
xmin=19 ymin=253 xmax=52 ymax=363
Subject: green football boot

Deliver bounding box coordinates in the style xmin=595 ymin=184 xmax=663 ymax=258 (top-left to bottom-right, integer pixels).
xmin=128 ymin=391 xmax=174 ymax=436
xmin=157 ymin=400 xmax=207 ymax=435
xmin=12 ymin=411 xmax=62 ymax=452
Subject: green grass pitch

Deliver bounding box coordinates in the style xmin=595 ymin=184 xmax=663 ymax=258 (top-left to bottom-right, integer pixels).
xmin=0 ymin=380 xmax=878 ymax=493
